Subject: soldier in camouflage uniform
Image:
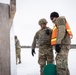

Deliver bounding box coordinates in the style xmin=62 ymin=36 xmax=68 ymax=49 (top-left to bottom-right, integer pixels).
xmin=15 ymin=35 xmax=21 ymax=64
xmin=31 ymin=18 xmax=54 ymax=75
xmin=50 ymin=12 xmax=73 ymax=75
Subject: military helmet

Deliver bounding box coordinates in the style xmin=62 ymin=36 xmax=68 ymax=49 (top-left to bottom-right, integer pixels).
xmin=38 ymin=18 xmax=48 ymax=25
xmin=15 ymin=35 xmax=17 ymax=39
xmin=50 ymin=11 xmax=59 ymax=20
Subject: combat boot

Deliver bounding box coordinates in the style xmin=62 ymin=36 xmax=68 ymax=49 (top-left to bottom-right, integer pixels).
xmin=18 ymin=61 xmax=21 ymax=64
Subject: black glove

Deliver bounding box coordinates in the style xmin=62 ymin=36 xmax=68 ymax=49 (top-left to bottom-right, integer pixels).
xmin=31 ymin=49 xmax=36 ymax=56
xmin=46 ymin=29 xmax=50 ymax=35
xmin=55 ymin=44 xmax=61 ymax=53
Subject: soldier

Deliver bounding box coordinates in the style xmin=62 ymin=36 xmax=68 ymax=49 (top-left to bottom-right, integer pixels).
xmin=15 ymin=35 xmax=21 ymax=64
xmin=31 ymin=18 xmax=54 ymax=75
xmin=50 ymin=12 xmax=73 ymax=75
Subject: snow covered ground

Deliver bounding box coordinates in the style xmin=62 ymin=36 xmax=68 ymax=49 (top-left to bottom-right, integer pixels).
xmin=17 ymin=48 xmax=76 ymax=75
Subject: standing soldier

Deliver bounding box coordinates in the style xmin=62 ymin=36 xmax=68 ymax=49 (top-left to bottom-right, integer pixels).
xmin=15 ymin=35 xmax=21 ymax=64
xmin=50 ymin=12 xmax=73 ymax=75
xmin=31 ymin=18 xmax=54 ymax=75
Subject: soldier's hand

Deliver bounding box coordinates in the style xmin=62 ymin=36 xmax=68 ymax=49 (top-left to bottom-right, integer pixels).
xmin=31 ymin=49 xmax=36 ymax=56
xmin=46 ymin=29 xmax=50 ymax=35
xmin=55 ymin=44 xmax=61 ymax=53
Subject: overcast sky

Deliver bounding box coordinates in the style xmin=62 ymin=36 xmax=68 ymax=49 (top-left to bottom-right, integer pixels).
xmin=0 ymin=0 xmax=76 ymax=46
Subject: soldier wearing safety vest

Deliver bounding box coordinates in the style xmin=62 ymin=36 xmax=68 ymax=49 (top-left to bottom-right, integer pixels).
xmin=50 ymin=12 xmax=73 ymax=75
xmin=31 ymin=18 xmax=54 ymax=75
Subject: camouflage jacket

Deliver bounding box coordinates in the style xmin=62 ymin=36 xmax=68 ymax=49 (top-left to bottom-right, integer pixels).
xmin=32 ymin=27 xmax=52 ymax=49
xmin=15 ymin=39 xmax=21 ymax=49
xmin=54 ymin=17 xmax=71 ymax=45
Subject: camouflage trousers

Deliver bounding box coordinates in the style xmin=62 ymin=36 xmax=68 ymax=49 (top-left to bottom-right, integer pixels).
xmin=16 ymin=49 xmax=21 ymax=64
xmin=38 ymin=45 xmax=54 ymax=75
xmin=56 ymin=45 xmax=70 ymax=75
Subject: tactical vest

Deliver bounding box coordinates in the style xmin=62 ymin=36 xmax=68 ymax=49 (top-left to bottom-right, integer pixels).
xmin=38 ymin=28 xmax=51 ymax=46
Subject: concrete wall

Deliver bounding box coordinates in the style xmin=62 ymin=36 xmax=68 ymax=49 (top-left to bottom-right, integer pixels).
xmin=0 ymin=3 xmax=10 ymax=75
xmin=0 ymin=0 xmax=16 ymax=75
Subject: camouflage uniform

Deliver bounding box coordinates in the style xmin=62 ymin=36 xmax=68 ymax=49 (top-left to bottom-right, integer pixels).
xmin=32 ymin=19 xmax=54 ymax=75
xmin=54 ymin=17 xmax=71 ymax=75
xmin=15 ymin=36 xmax=21 ymax=64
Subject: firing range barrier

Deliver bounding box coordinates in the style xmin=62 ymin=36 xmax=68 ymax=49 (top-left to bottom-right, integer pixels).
xmin=21 ymin=44 xmax=76 ymax=49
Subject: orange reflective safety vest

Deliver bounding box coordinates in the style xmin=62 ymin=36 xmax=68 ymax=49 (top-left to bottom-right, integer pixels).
xmin=51 ymin=21 xmax=73 ymax=45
